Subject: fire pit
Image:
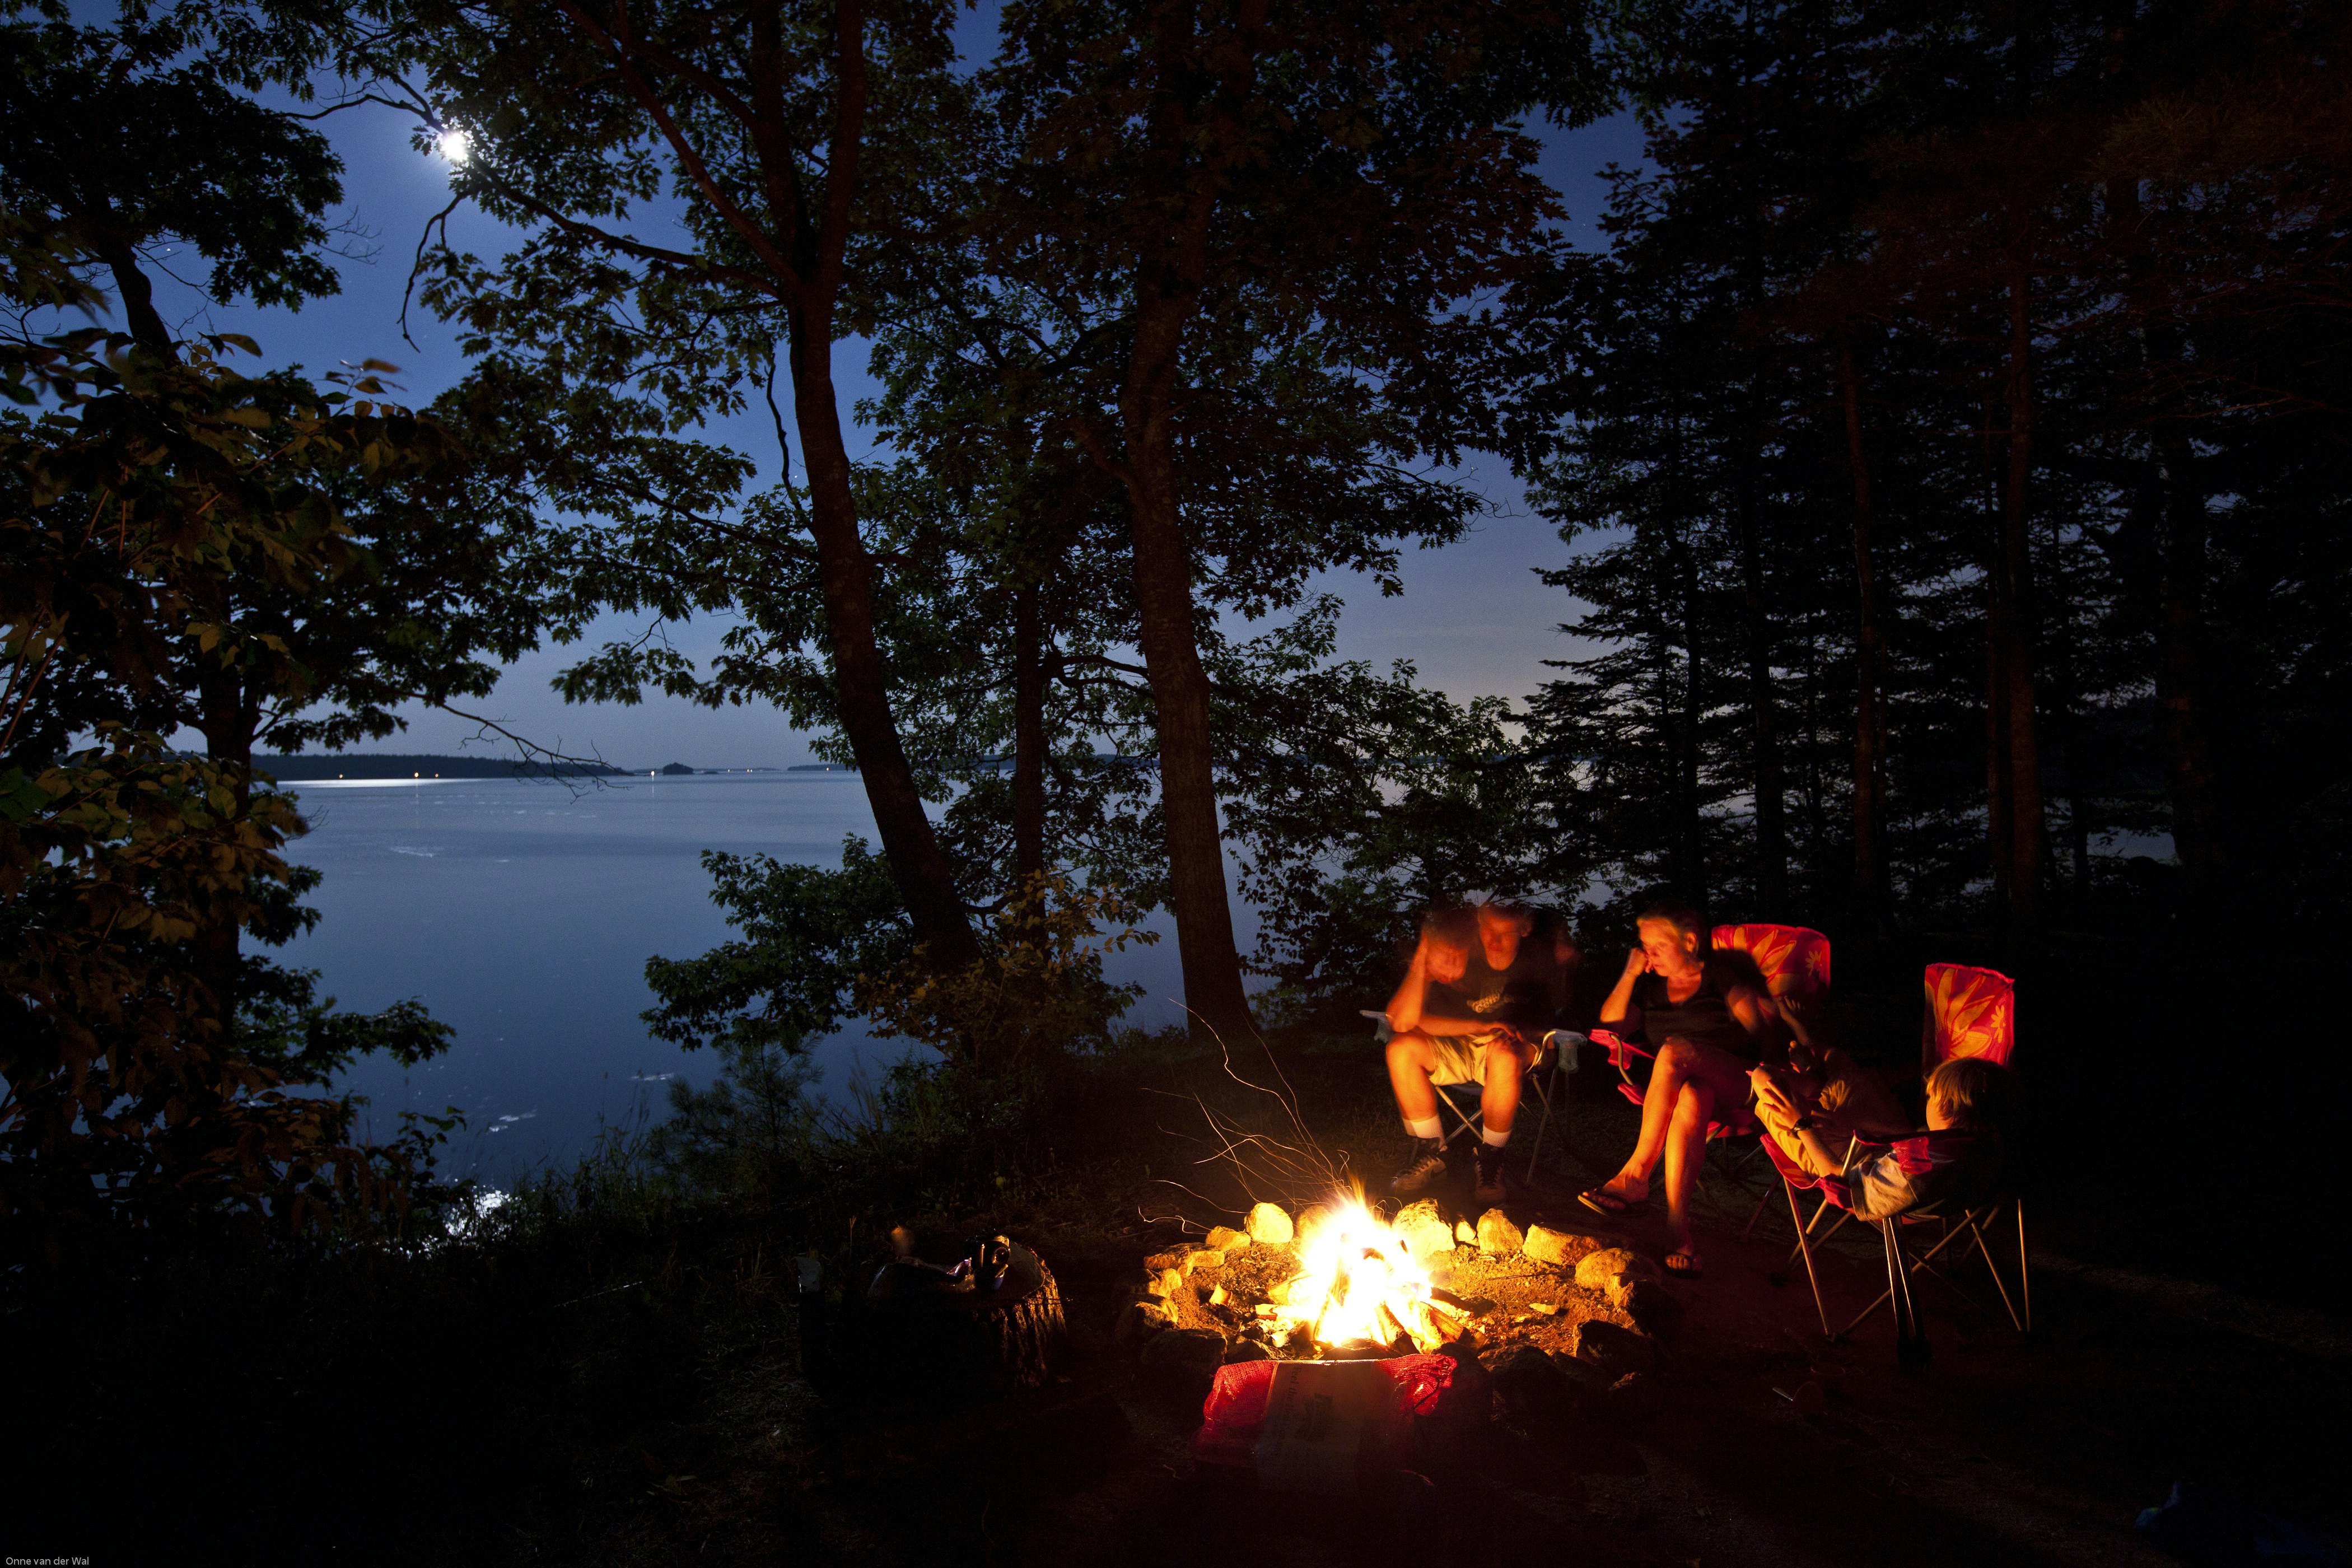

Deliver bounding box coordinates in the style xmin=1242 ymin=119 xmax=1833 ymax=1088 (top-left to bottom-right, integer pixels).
xmin=1125 ymin=1196 xmax=1665 ymax=1366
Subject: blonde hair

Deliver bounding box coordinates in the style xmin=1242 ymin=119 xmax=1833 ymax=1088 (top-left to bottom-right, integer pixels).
xmin=1927 ymin=1056 xmax=2019 ymax=1133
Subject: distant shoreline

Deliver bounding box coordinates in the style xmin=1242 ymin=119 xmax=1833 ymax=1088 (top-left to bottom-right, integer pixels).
xmin=258 ymin=753 xmax=629 ymax=781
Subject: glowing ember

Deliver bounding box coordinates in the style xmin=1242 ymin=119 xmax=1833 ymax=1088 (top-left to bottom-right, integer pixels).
xmin=1257 ymin=1196 xmax=1471 ymax=1354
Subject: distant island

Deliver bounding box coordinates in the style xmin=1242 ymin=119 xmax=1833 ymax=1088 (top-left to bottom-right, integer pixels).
xmin=256 ymin=753 xmax=628 ymax=781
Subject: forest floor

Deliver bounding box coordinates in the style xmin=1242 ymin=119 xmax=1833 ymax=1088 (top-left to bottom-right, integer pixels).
xmin=20 ymin=1007 xmax=2344 ymax=1567
xmin=538 ymin=1045 xmax=2351 ymax=1568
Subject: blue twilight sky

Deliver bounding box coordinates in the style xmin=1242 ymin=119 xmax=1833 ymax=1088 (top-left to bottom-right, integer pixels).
xmin=129 ymin=26 xmax=1650 ymax=769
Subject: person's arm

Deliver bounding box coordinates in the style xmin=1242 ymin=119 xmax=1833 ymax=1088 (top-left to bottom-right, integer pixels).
xmin=1384 ymin=936 xmax=1434 ymax=1034
xmin=1749 ymin=1065 xmax=1854 ymax=1169
xmin=1771 ymin=992 xmax=1815 ymax=1053
xmin=1385 ymin=937 xmax=1487 ymax=1036
xmin=1725 ymin=980 xmax=1774 ymax=1038
xmin=1597 ymin=947 xmax=1646 ymax=1028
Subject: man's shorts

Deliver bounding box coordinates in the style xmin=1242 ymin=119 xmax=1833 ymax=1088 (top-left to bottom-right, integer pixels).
xmin=1426 ymin=1028 xmax=1513 ymax=1087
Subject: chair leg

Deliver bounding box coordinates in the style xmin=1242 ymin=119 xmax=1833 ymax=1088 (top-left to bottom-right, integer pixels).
xmin=1790 ymin=1205 xmax=1850 ymax=1270
xmin=2018 ymin=1200 xmax=2032 ymax=1333
xmin=1740 ymin=1180 xmax=1778 ymax=1242
xmin=1840 ymin=1216 xmax=1976 ymax=1337
xmin=1882 ymin=1220 xmax=1929 ymax=1365
xmin=1524 ymin=1068 xmax=1558 ymax=1182
xmin=1438 ymin=1090 xmax=1482 ymax=1150
xmin=1971 ymin=1207 xmax=2026 ymax=1333
xmin=1786 ymin=1180 xmax=1831 ymax=1338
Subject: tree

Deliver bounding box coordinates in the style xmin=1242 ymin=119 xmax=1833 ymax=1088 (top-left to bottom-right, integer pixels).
xmin=1517 ymin=0 xmax=2352 ymax=942
xmin=2 ymin=235 xmax=455 ymax=1258
xmin=375 ymin=0 xmax=983 ymax=970
xmin=969 ymin=0 xmax=1606 ymax=1036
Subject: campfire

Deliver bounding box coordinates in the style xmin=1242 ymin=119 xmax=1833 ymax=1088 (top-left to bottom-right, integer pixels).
xmin=1128 ymin=1196 xmax=1667 ymax=1374
xmin=1257 ymin=1198 xmax=1474 ymax=1354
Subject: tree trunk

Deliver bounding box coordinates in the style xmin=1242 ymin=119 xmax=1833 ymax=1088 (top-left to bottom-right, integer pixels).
xmin=1840 ymin=343 xmax=1888 ymax=939
xmin=2108 ymin=166 xmax=2225 ymax=908
xmin=1677 ymin=516 xmax=1706 ymax=912
xmin=193 ymin=659 xmax=256 ymax=1044
xmin=786 ymin=307 xmax=981 ymax=972
xmin=1735 ymin=412 xmax=1786 ymax=912
xmin=1011 ymin=577 xmax=1047 ymax=889
xmin=1992 ymin=241 xmax=2045 ymax=927
xmin=1115 ymin=297 xmax=1252 ymax=1042
xmin=2157 ymin=430 xmax=2222 ymax=902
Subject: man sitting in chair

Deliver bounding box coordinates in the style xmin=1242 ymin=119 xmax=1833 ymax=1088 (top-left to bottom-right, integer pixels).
xmin=1382 ymin=900 xmax=1574 ymax=1203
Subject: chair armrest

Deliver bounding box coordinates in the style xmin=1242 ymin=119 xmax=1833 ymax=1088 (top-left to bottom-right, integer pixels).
xmin=1589 ymin=1028 xmax=1651 ymax=1071
xmin=1542 ymin=1029 xmax=1587 ymax=1075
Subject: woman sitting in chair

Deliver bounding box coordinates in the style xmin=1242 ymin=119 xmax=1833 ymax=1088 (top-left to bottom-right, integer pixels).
xmin=1579 ymin=899 xmax=1774 ymax=1277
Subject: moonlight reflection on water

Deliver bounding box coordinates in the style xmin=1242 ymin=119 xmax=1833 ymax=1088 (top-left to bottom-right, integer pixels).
xmin=286 ymin=771 xmax=1198 ymax=1179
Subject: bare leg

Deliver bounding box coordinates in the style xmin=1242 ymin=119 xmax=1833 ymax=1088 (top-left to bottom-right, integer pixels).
xmin=1479 ymin=1036 xmax=1532 ymax=1137
xmin=1662 ymin=1079 xmax=1715 ymax=1253
xmin=1600 ymin=1039 xmax=1701 ymax=1202
xmin=1385 ymin=1030 xmax=1441 ymax=1123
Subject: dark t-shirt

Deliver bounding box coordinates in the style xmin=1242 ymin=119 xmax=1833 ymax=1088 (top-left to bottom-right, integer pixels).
xmin=1428 ymin=934 xmax=1566 ymax=1033
xmin=1620 ymin=958 xmax=1766 ymax=1063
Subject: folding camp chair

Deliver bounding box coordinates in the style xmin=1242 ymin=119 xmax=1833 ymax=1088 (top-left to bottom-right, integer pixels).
xmin=1589 ymin=924 xmax=1831 ymax=1189
xmin=1361 ymin=1011 xmax=1584 ymax=1180
xmin=1775 ymin=963 xmax=2031 ymax=1355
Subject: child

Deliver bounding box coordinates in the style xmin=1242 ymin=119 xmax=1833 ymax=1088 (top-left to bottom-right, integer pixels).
xmin=1748 ymin=1001 xmax=1913 ymax=1178
xmin=1752 ymin=1054 xmax=2020 ymax=1218
xmin=1381 ymin=900 xmax=1571 ymax=1203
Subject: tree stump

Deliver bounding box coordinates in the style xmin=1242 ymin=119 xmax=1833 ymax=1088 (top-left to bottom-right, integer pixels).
xmin=847 ymin=1239 xmax=1067 ymax=1398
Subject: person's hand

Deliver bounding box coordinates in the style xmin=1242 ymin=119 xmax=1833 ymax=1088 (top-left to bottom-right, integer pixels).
xmin=1424 ymin=937 xmax=1469 ymax=986
xmin=1748 ymin=1065 xmax=1801 ymax=1122
xmin=1621 ymin=946 xmax=1649 ymax=981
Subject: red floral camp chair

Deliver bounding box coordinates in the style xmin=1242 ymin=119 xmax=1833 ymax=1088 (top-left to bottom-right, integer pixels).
xmin=1766 ymin=963 xmax=2031 ymax=1351
xmin=1589 ymin=924 xmax=1831 ymax=1179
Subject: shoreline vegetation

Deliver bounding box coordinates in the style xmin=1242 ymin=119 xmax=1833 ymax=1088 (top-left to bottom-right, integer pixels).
xmin=254 ymin=753 xmax=797 ymax=780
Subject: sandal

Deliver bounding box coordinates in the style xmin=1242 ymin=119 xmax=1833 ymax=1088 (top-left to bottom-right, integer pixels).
xmin=1663 ymin=1247 xmax=1704 ymax=1278
xmin=1578 ymin=1186 xmax=1651 ymax=1219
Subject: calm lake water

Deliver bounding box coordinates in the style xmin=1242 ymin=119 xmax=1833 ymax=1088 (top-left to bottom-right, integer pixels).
xmin=284 ymin=772 xmax=1201 ymax=1179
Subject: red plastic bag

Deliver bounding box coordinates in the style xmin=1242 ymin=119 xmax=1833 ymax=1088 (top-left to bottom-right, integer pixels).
xmin=1192 ymin=1354 xmax=1465 ymax=1489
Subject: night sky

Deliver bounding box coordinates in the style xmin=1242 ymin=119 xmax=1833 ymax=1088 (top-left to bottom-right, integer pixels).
xmin=139 ymin=32 xmax=1649 ymax=768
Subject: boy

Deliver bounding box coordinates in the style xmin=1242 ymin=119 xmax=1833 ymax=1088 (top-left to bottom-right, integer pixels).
xmin=1752 ymin=1054 xmax=2020 ymax=1217
xmin=1382 ymin=900 xmax=1574 ymax=1203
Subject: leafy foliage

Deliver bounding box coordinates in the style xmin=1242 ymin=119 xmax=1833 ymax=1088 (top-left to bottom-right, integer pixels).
xmin=1 ymin=222 xmax=464 ymax=1258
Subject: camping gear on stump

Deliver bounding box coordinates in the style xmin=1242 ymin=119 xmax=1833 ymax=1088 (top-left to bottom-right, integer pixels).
xmin=828 ymin=1233 xmax=1067 ymax=1398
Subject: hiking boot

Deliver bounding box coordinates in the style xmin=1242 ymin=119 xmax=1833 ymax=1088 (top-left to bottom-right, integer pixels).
xmin=1473 ymin=1143 xmax=1509 ymax=1205
xmin=1389 ymin=1137 xmax=1448 ymax=1197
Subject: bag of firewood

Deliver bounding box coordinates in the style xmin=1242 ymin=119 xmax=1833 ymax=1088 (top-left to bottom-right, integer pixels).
xmin=1192 ymin=1353 xmax=1473 ymax=1492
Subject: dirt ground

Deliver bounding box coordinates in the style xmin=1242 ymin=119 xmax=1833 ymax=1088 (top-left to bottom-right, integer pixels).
xmin=685 ymin=1087 xmax=2349 ymax=1568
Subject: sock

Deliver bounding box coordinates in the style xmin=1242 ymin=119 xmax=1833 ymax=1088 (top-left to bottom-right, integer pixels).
xmin=1404 ymin=1115 xmax=1441 ymax=1141
xmin=1480 ymin=1124 xmax=1513 ymax=1149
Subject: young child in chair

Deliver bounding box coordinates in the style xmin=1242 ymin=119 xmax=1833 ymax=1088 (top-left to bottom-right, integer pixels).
xmin=1747 ymin=1000 xmax=1912 ymax=1179
xmin=1751 ymin=1054 xmax=2020 ymax=1218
